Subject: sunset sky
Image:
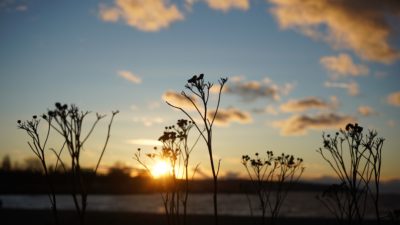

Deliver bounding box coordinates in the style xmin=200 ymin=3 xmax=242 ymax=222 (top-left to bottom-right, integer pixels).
xmin=1 ymin=0 xmax=399 ymax=181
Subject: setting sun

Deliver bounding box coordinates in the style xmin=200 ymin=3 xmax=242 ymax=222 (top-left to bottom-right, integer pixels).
xmin=151 ymin=160 xmax=171 ymax=178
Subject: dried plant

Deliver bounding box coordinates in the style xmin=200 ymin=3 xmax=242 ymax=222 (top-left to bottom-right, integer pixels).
xmin=17 ymin=115 xmax=59 ymax=225
xmin=18 ymin=103 xmax=118 ymax=225
xmin=242 ymin=151 xmax=304 ymax=225
xmin=134 ymin=119 xmax=199 ymax=225
xmin=317 ymin=123 xmax=384 ymax=225
xmin=166 ymin=74 xmax=228 ymax=225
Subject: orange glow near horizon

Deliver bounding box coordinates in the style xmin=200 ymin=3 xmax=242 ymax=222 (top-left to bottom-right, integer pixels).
xmin=151 ymin=160 xmax=172 ymax=178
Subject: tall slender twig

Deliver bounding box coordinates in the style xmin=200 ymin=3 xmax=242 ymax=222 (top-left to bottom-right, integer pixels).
xmin=166 ymin=74 xmax=227 ymax=225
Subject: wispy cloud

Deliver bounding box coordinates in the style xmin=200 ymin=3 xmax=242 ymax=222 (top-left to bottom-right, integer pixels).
xmin=269 ymin=0 xmax=400 ymax=63
xmin=280 ymin=96 xmax=337 ymax=113
xmin=15 ymin=4 xmax=27 ymax=11
xmin=324 ymin=81 xmax=359 ymax=96
xmin=253 ymin=105 xmax=279 ymax=115
xmin=162 ymin=90 xmax=198 ymax=110
xmin=185 ymin=0 xmax=249 ymax=12
xmin=320 ymin=54 xmax=369 ymax=77
xmin=118 ymin=70 xmax=142 ymax=84
xmin=205 ymin=0 xmax=250 ymax=12
xmin=387 ymin=91 xmax=400 ymax=107
xmin=99 ymin=0 xmax=184 ymax=32
xmin=127 ymin=139 xmax=162 ymax=146
xmin=0 ymin=0 xmax=28 ymax=12
xmin=273 ymin=113 xmax=355 ymax=136
xmin=132 ymin=116 xmax=164 ymax=127
xmin=357 ymin=105 xmax=376 ymax=116
xmin=208 ymin=107 xmax=252 ymax=126
xmin=221 ymin=76 xmax=294 ymax=101
xmin=387 ymin=120 xmax=397 ymax=128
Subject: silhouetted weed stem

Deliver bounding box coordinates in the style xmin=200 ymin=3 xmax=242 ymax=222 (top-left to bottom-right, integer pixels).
xmin=166 ymin=74 xmax=227 ymax=225
xmin=134 ymin=119 xmax=198 ymax=225
xmin=317 ymin=123 xmax=384 ymax=225
xmin=241 ymin=151 xmax=304 ymax=225
xmin=17 ymin=115 xmax=59 ymax=225
xmin=19 ymin=103 xmax=118 ymax=225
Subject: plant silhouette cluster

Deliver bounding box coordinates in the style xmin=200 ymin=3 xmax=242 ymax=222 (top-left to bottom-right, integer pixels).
xmin=317 ymin=123 xmax=384 ymax=225
xmin=241 ymin=151 xmax=304 ymax=225
xmin=167 ymin=74 xmax=228 ymax=225
xmin=18 ymin=103 xmax=118 ymax=225
xmin=134 ymin=119 xmax=198 ymax=225
xmin=15 ymin=76 xmax=391 ymax=225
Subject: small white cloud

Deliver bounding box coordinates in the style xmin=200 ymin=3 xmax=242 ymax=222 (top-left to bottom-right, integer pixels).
xmin=206 ymin=0 xmax=250 ymax=12
xmin=253 ymin=105 xmax=279 ymax=115
xmin=265 ymin=105 xmax=279 ymax=115
xmin=387 ymin=120 xmax=396 ymax=127
xmin=357 ymin=105 xmax=376 ymax=116
xmin=16 ymin=4 xmax=28 ymax=11
xmin=133 ymin=117 xmax=164 ymax=127
xmin=147 ymin=101 xmax=161 ymax=110
xmin=280 ymin=97 xmax=336 ymax=113
xmin=118 ymin=70 xmax=142 ymax=84
xmin=324 ymin=81 xmax=359 ymax=96
xmin=273 ymin=113 xmax=355 ymax=136
xmin=320 ymin=54 xmax=369 ymax=77
xmin=387 ymin=91 xmax=400 ymax=107
xmin=208 ymin=107 xmax=252 ymax=126
xmin=99 ymin=0 xmax=184 ymax=32
xmin=223 ymin=76 xmax=294 ymax=101
xmin=127 ymin=139 xmax=162 ymax=146
xmin=162 ymin=90 xmax=198 ymax=110
xmin=130 ymin=105 xmax=139 ymax=111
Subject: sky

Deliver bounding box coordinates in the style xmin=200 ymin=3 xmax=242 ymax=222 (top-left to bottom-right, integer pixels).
xmin=0 ymin=0 xmax=400 ymax=181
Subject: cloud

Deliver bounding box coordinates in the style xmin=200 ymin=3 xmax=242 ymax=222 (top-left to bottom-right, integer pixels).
xmin=118 ymin=70 xmax=142 ymax=84
xmin=99 ymin=0 xmax=184 ymax=32
xmin=133 ymin=117 xmax=164 ymax=127
xmin=208 ymin=108 xmax=252 ymax=126
xmin=280 ymin=96 xmax=337 ymax=113
xmin=205 ymin=0 xmax=249 ymax=12
xmin=253 ymin=105 xmax=279 ymax=115
xmin=127 ymin=139 xmax=162 ymax=146
xmin=324 ymin=81 xmax=359 ymax=96
xmin=162 ymin=90 xmax=198 ymax=110
xmin=320 ymin=54 xmax=369 ymax=77
xmin=357 ymin=105 xmax=376 ymax=116
xmin=147 ymin=101 xmax=161 ymax=110
xmin=0 ymin=1 xmax=28 ymax=12
xmin=15 ymin=4 xmax=27 ymax=11
xmin=273 ymin=113 xmax=355 ymax=136
xmin=387 ymin=120 xmax=397 ymax=127
xmin=387 ymin=91 xmax=400 ymax=107
xmin=222 ymin=76 xmax=294 ymax=101
xmin=269 ymin=0 xmax=400 ymax=63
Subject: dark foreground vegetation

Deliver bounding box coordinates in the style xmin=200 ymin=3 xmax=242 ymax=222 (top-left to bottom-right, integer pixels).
xmin=0 ymin=209 xmax=393 ymax=225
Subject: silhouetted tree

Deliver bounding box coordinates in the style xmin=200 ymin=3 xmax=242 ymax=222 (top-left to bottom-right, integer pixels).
xmin=1 ymin=155 xmax=12 ymax=171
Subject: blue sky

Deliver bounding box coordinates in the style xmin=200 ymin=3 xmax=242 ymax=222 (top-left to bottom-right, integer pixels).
xmin=1 ymin=0 xmax=399 ymax=180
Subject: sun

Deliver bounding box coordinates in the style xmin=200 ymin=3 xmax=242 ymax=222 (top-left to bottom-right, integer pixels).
xmin=151 ymin=160 xmax=171 ymax=178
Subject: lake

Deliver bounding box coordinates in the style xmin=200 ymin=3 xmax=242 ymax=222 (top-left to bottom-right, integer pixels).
xmin=1 ymin=192 xmax=399 ymax=218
